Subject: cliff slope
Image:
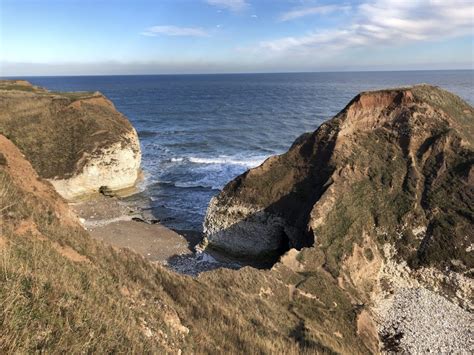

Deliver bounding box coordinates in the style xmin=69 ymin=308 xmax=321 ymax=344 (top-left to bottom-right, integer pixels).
xmin=204 ymin=85 xmax=473 ymax=352
xmin=0 ymin=80 xmax=141 ymax=200
xmin=0 ymin=132 xmax=376 ymax=353
xmin=2 ymin=84 xmax=472 ymax=353
xmin=205 ymin=84 xmax=473 ymax=271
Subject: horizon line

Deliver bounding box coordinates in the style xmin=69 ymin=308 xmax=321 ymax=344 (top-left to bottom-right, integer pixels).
xmin=1 ymin=68 xmax=473 ymax=78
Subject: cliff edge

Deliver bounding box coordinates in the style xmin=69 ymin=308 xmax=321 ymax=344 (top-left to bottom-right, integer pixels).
xmin=204 ymin=85 xmax=474 ymax=352
xmin=204 ymin=84 xmax=473 ymax=272
xmin=0 ymin=80 xmax=141 ymax=200
xmin=1 ymin=83 xmax=472 ymax=353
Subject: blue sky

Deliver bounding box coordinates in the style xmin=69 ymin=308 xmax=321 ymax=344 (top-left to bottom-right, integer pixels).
xmin=1 ymin=0 xmax=473 ymax=75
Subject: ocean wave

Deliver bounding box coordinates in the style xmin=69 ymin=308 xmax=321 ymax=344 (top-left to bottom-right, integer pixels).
xmin=150 ymin=180 xmax=220 ymax=190
xmin=174 ymin=181 xmax=220 ymax=190
xmin=152 ymin=154 xmax=271 ymax=192
xmin=187 ymin=155 xmax=267 ymax=168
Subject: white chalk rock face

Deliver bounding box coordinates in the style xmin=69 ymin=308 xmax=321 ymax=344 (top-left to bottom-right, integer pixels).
xmin=0 ymin=81 xmax=143 ymax=201
xmin=203 ymin=198 xmax=290 ymax=257
xmin=49 ymin=130 xmax=141 ymax=200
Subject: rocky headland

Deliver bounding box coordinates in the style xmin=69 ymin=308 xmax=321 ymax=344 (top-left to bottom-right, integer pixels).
xmin=204 ymin=84 xmax=473 ymax=352
xmin=0 ymin=80 xmax=141 ymax=200
xmin=0 ymin=81 xmax=472 ymax=353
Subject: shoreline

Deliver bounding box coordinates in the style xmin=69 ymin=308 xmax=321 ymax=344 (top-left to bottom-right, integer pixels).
xmin=70 ymin=194 xmax=191 ymax=262
xmin=70 ymin=193 xmax=242 ymax=276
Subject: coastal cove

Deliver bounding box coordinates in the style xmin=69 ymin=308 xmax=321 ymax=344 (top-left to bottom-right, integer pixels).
xmin=1 ymin=78 xmax=472 ymax=353
xmin=17 ymin=71 xmax=474 ymax=232
xmin=2 ymin=0 xmax=473 ymax=352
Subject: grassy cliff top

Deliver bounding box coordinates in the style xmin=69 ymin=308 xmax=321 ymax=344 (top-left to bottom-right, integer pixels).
xmin=0 ymin=80 xmax=137 ymax=179
xmin=0 ymin=80 xmax=94 ymax=98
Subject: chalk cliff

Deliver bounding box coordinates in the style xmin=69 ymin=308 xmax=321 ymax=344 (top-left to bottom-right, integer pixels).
xmin=0 ymin=80 xmax=141 ymax=200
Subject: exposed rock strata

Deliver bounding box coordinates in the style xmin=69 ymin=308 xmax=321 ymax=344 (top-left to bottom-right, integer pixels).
xmin=0 ymin=80 xmax=141 ymax=200
xmin=205 ymin=85 xmax=474 ymax=352
xmin=204 ymin=85 xmax=473 ymax=272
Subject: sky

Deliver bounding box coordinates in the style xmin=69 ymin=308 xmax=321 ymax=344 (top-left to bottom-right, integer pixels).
xmin=0 ymin=0 xmax=473 ymax=75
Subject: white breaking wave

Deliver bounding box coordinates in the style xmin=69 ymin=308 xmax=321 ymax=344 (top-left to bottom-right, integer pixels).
xmin=165 ymin=154 xmax=271 ymax=190
xmin=187 ymin=155 xmax=267 ymax=167
xmin=174 ymin=181 xmax=220 ymax=190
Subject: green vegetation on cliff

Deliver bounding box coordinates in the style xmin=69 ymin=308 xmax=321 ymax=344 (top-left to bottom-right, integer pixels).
xmin=206 ymin=85 xmax=473 ymax=278
xmin=0 ymin=133 xmax=373 ymax=354
xmin=0 ymin=80 xmax=136 ymax=180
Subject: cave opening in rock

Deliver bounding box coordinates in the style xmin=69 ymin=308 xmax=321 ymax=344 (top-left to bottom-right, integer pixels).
xmin=276 ymin=230 xmax=291 ymax=258
xmin=99 ymin=185 xmax=113 ymax=196
xmin=269 ymin=228 xmax=315 ymax=267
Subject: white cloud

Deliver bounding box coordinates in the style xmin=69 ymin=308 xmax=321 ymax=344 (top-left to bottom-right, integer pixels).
xmin=279 ymin=5 xmax=351 ymax=22
xmin=262 ymin=0 xmax=474 ymax=53
xmin=141 ymin=25 xmax=209 ymax=37
xmin=206 ymin=0 xmax=248 ymax=12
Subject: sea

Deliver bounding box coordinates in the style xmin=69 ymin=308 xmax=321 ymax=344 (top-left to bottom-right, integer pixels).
xmin=18 ymin=71 xmax=474 ymax=231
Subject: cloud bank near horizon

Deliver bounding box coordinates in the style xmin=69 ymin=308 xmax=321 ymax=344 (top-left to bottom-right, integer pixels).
xmin=3 ymin=58 xmax=472 ymax=77
xmin=1 ymin=0 xmax=472 ymax=76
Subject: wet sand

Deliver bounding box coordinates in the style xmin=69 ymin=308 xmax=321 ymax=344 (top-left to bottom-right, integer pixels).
xmin=70 ymin=194 xmax=193 ymax=263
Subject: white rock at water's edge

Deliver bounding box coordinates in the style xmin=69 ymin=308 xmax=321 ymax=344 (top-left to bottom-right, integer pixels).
xmin=203 ymin=197 xmax=290 ymax=257
xmin=48 ymin=130 xmax=141 ymax=200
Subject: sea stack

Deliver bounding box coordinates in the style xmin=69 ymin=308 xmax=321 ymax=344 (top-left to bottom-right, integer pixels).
xmin=0 ymin=80 xmax=141 ymax=200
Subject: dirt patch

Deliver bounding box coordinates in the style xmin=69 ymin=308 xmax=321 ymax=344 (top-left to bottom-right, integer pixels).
xmin=341 ymin=232 xmax=383 ymax=301
xmin=14 ymin=219 xmax=43 ymax=238
xmin=356 ymin=310 xmax=379 ymax=353
xmin=52 ymin=243 xmax=90 ymax=263
xmin=0 ymin=235 xmax=6 ymax=248
xmin=0 ymin=135 xmax=77 ymax=227
xmin=279 ymin=248 xmax=304 ymax=271
xmin=13 ymin=218 xmax=89 ymax=263
xmin=68 ymin=95 xmax=115 ymax=110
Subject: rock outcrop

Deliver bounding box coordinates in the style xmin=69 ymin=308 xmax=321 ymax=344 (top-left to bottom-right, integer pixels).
xmin=2 ymin=82 xmax=472 ymax=353
xmin=0 ymin=80 xmax=141 ymax=200
xmin=204 ymin=85 xmax=473 ymax=269
xmin=204 ymin=85 xmax=474 ymax=351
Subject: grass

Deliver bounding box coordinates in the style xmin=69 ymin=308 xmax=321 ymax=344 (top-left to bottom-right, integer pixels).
xmin=3 ymin=83 xmax=471 ymax=353
xmin=0 ymin=149 xmax=372 ymax=353
xmin=0 ymin=83 xmax=134 ymax=179
xmin=0 ymin=84 xmax=36 ymax=92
